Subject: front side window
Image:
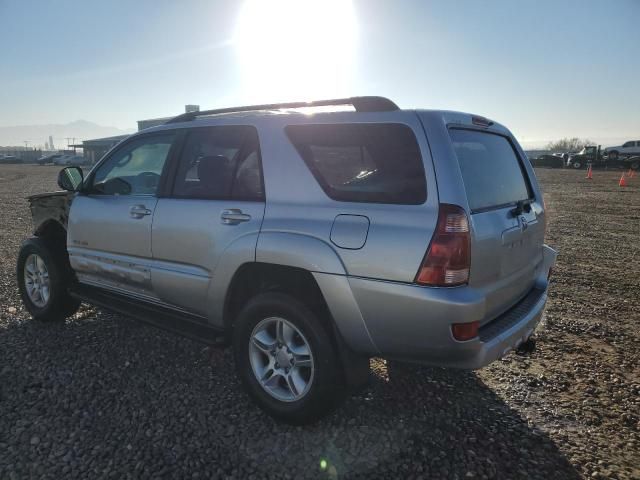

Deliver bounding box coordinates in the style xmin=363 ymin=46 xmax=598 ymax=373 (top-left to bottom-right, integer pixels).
xmin=91 ymin=134 xmax=175 ymax=195
xmin=286 ymin=123 xmax=426 ymax=204
xmin=172 ymin=126 xmax=263 ymax=201
xmin=623 ymin=141 xmax=633 ymax=148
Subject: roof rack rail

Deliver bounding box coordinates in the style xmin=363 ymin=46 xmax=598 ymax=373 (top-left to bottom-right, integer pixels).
xmin=164 ymin=96 xmax=399 ymax=124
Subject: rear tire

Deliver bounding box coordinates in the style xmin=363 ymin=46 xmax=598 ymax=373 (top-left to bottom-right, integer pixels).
xmin=17 ymin=237 xmax=80 ymax=322
xmin=233 ymin=292 xmax=345 ymax=424
xmin=572 ymin=161 xmax=582 ymax=169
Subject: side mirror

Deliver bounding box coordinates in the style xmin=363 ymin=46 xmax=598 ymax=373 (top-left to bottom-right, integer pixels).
xmin=57 ymin=166 xmax=84 ymax=192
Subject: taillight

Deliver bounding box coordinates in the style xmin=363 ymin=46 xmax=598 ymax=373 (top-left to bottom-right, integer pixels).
xmin=416 ymin=204 xmax=470 ymax=286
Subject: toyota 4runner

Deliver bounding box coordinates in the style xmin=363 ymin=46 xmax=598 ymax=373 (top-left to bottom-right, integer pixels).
xmin=17 ymin=97 xmax=557 ymax=423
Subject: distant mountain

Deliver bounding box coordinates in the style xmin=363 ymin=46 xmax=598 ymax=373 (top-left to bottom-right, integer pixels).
xmin=0 ymin=120 xmax=134 ymax=148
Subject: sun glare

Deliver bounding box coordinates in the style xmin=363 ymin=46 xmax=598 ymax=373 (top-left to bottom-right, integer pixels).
xmin=235 ymin=0 xmax=357 ymax=102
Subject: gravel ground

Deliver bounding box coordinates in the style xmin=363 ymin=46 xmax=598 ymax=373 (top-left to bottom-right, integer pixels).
xmin=0 ymin=165 xmax=638 ymax=479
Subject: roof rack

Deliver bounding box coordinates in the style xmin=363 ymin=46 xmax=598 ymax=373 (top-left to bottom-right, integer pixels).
xmin=164 ymin=96 xmax=399 ymax=124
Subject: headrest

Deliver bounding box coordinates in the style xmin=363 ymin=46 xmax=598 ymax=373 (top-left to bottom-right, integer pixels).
xmin=197 ymin=155 xmax=229 ymax=182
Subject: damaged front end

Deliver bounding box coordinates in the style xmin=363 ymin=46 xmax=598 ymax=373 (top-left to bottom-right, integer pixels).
xmin=28 ymin=191 xmax=75 ymax=235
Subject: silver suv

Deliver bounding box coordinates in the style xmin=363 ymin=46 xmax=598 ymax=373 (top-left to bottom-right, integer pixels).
xmin=17 ymin=97 xmax=556 ymax=423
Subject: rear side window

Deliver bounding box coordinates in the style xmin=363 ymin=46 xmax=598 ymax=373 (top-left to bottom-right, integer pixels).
xmin=286 ymin=123 xmax=426 ymax=204
xmin=171 ymin=126 xmax=264 ymax=201
xmin=449 ymin=129 xmax=531 ymax=212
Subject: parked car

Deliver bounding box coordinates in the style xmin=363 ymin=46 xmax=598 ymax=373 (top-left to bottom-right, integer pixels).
xmin=37 ymin=154 xmax=62 ymax=165
xmin=0 ymin=155 xmax=21 ymax=164
xmin=53 ymin=155 xmax=86 ymax=166
xmin=567 ymin=146 xmax=600 ymax=169
xmin=17 ymin=97 xmax=556 ymax=423
xmin=52 ymin=155 xmax=72 ymax=166
xmin=530 ymin=154 xmax=565 ymax=168
xmin=67 ymin=156 xmax=88 ymax=166
xmin=604 ymin=140 xmax=640 ymax=160
xmin=568 ymin=146 xmax=635 ymax=169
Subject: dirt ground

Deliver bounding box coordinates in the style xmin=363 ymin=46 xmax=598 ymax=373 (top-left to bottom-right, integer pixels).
xmin=0 ymin=165 xmax=638 ymax=479
xmin=479 ymin=167 xmax=640 ymax=478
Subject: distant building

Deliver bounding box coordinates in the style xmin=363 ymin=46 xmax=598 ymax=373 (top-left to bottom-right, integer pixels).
xmin=136 ymin=117 xmax=171 ymax=131
xmin=137 ymin=104 xmax=200 ymax=131
xmin=81 ymin=105 xmax=200 ymax=164
xmin=73 ymin=135 xmax=128 ymax=164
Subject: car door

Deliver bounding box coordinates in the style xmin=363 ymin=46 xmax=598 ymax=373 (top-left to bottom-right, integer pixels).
xmin=67 ymin=132 xmax=178 ymax=299
xmin=150 ymin=125 xmax=265 ymax=319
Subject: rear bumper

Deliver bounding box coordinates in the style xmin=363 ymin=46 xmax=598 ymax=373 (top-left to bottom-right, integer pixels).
xmin=345 ymin=245 xmax=557 ymax=369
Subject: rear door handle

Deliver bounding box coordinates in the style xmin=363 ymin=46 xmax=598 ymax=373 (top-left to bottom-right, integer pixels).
xmin=221 ymin=209 xmax=251 ymax=225
xmin=130 ymin=205 xmax=152 ymax=219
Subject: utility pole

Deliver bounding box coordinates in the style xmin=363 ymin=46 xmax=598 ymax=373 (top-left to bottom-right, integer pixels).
xmin=23 ymin=141 xmax=31 ymax=149
xmin=65 ymin=137 xmax=72 ymax=148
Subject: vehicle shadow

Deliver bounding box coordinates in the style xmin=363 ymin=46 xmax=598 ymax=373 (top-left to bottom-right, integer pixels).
xmin=0 ymin=312 xmax=580 ymax=480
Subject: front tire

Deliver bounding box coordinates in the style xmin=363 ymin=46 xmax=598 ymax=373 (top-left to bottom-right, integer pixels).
xmin=233 ymin=292 xmax=345 ymax=424
xmin=17 ymin=237 xmax=80 ymax=321
xmin=608 ymin=151 xmax=619 ymax=161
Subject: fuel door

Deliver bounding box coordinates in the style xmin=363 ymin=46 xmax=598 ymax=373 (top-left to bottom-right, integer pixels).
xmin=330 ymin=214 xmax=370 ymax=250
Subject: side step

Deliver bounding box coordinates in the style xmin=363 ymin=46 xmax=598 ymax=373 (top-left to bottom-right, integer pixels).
xmin=69 ymin=283 xmax=227 ymax=346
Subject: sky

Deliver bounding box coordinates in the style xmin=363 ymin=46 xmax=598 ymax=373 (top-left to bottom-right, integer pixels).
xmin=1 ymin=0 xmax=638 ymax=148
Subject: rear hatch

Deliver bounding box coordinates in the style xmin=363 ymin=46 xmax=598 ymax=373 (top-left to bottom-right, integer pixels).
xmin=449 ymin=127 xmax=545 ymax=322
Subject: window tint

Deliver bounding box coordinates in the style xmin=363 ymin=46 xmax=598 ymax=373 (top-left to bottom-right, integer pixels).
xmin=449 ymin=129 xmax=531 ymax=212
xmin=172 ymin=126 xmax=263 ymax=200
xmin=91 ymin=134 xmax=175 ymax=195
xmin=623 ymin=141 xmax=633 ymax=147
xmin=286 ymin=123 xmax=426 ymax=204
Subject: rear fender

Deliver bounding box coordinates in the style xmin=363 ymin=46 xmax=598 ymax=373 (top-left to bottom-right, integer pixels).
xmin=257 ymin=232 xmax=378 ymax=354
xmin=256 ymin=232 xmax=346 ymax=274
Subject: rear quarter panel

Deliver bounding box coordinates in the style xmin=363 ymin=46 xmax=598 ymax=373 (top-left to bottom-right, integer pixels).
xmin=256 ymin=111 xmax=440 ymax=283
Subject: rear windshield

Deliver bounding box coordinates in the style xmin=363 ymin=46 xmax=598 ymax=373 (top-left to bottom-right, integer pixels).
xmin=286 ymin=123 xmax=426 ymax=204
xmin=449 ymin=129 xmax=531 ymax=212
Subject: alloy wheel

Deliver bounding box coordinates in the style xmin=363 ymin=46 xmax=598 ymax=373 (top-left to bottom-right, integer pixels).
xmin=249 ymin=316 xmax=315 ymax=402
xmin=23 ymin=253 xmax=50 ymax=308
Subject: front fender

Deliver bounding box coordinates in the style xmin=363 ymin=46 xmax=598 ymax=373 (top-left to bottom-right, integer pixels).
xmin=28 ymin=191 xmax=73 ymax=234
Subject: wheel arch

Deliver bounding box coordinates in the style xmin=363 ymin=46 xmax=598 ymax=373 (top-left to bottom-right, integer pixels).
xmin=223 ymin=261 xmax=373 ymax=388
xmin=34 ymin=218 xmax=67 ymax=241
xmin=223 ymin=262 xmax=331 ymax=334
xmin=34 ymin=219 xmax=68 ymax=254
xmin=32 ymin=220 xmax=75 ymax=278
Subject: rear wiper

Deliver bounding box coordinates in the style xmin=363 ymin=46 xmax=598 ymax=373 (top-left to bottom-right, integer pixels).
xmin=510 ymin=198 xmax=534 ymax=217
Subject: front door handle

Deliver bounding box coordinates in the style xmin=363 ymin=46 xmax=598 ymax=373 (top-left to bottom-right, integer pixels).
xmin=221 ymin=209 xmax=251 ymax=225
xmin=130 ymin=205 xmax=152 ymax=219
